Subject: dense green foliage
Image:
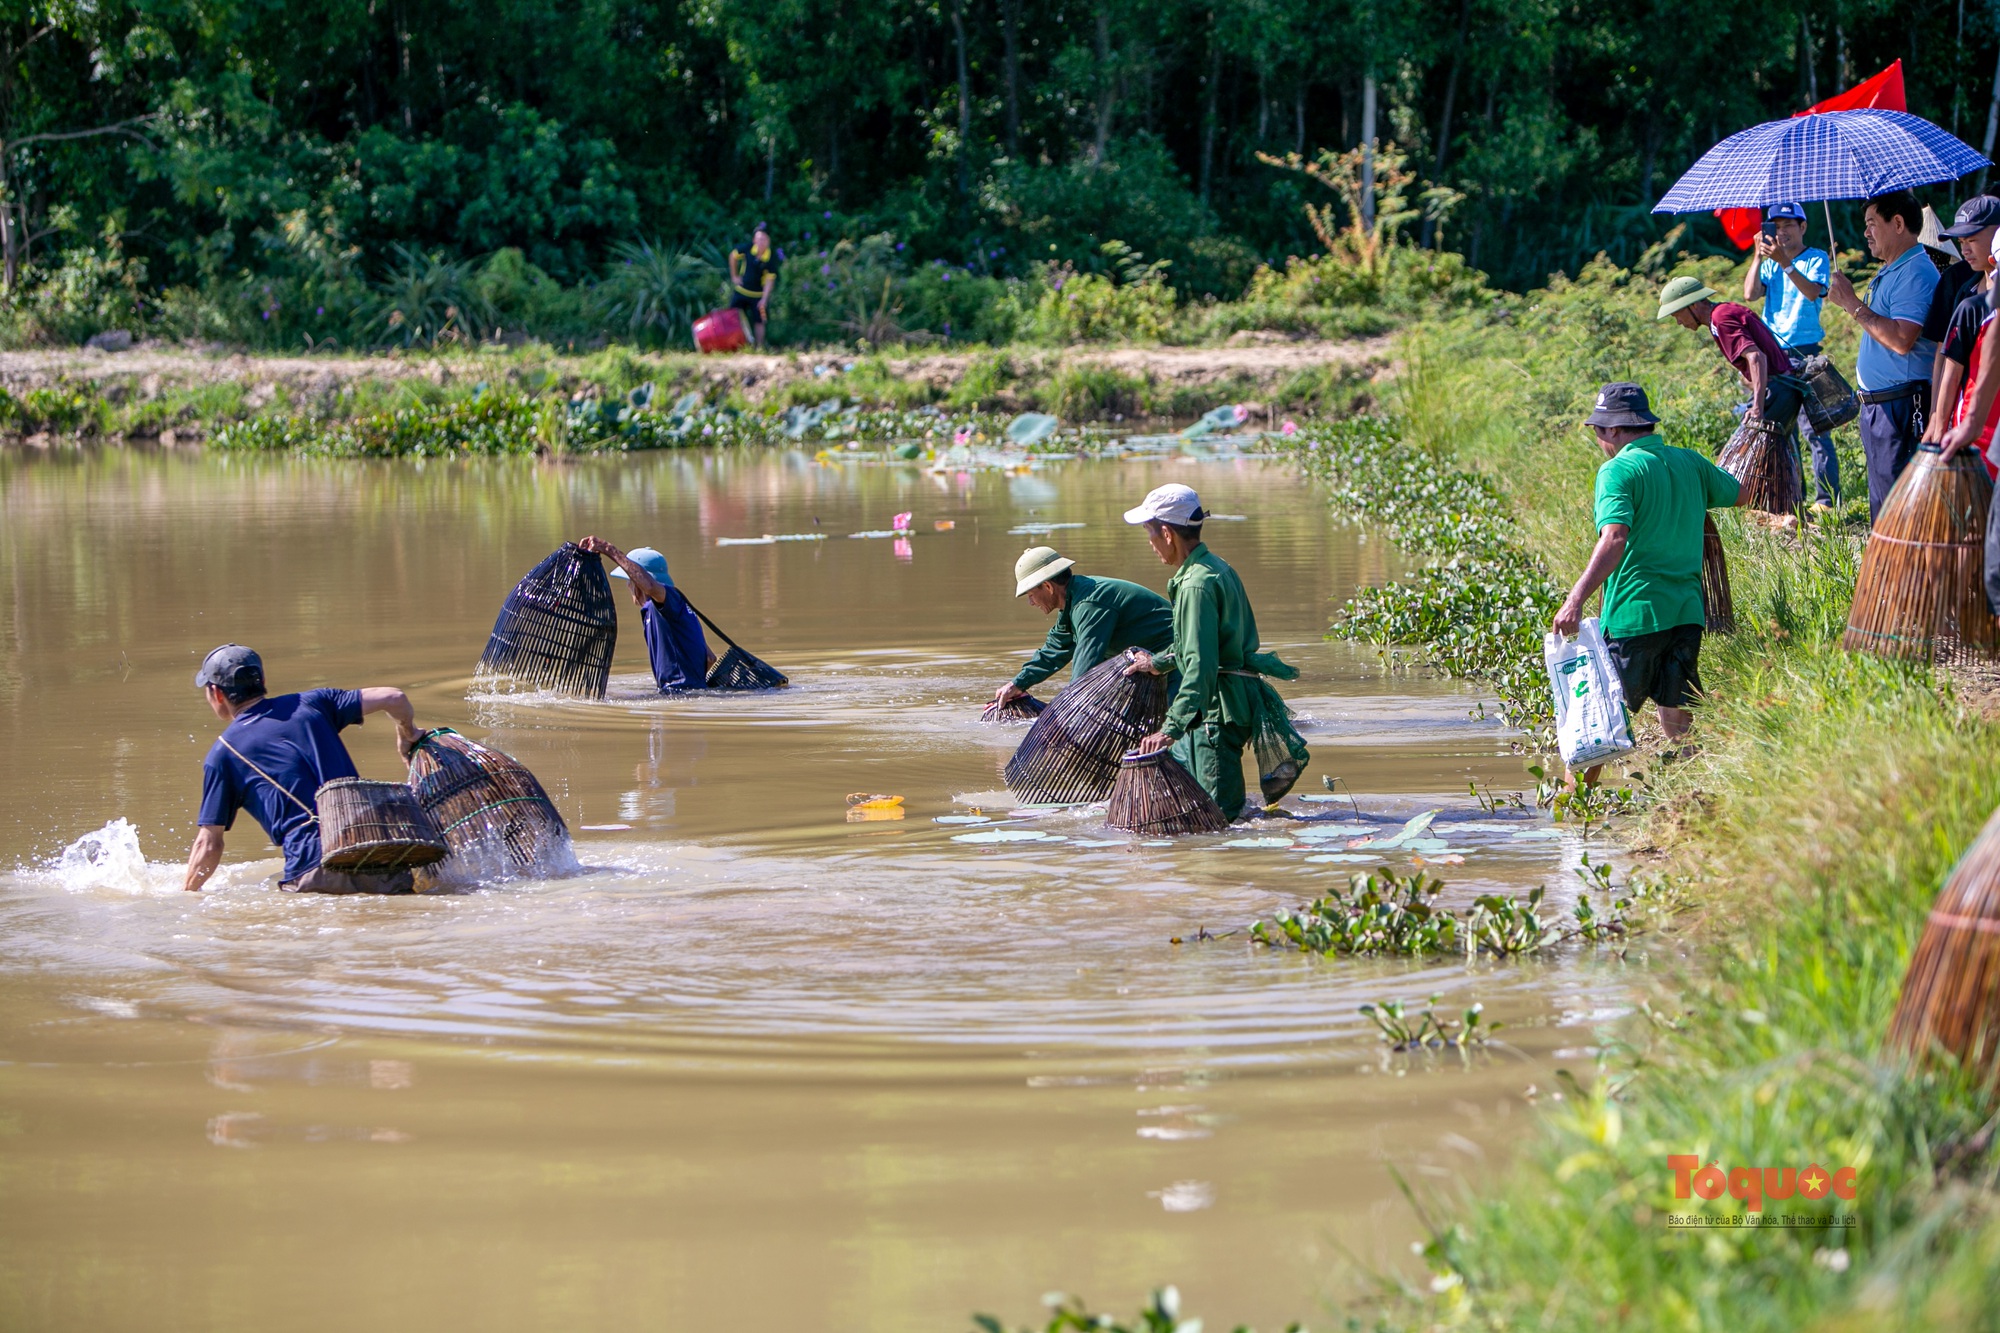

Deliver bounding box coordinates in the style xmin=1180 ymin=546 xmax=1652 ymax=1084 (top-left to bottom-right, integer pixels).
xmin=6 ymin=0 xmax=1993 ymax=348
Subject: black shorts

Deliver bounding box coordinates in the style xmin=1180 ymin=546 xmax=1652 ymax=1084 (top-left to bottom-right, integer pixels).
xmin=1608 ymin=623 xmax=1704 ymax=710
xmin=729 ymin=292 xmax=766 ymax=323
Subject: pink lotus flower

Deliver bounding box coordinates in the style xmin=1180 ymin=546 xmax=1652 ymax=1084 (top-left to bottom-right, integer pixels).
xmin=1281 ymin=419 xmax=1298 ymax=436
xmin=892 ymin=511 xmax=913 ymax=531
xmin=953 ymin=430 xmax=971 ymax=447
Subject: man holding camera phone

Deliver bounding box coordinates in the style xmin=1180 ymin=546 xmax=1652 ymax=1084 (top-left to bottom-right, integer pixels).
xmin=1744 ymin=202 xmax=1839 ymax=510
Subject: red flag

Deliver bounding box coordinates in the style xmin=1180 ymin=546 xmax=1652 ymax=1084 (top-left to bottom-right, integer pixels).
xmin=1713 ymin=61 xmax=1908 ymax=248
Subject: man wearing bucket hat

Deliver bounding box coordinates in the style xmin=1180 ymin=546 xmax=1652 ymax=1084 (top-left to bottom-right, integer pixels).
xmin=1658 ymin=274 xmax=1811 ymax=437
xmin=1552 ymin=384 xmax=1743 ymax=779
xmin=1744 ymin=203 xmax=1841 ymax=510
xmin=580 ymin=536 xmax=716 ymax=691
xmin=182 ymin=644 xmax=423 ymax=894
xmin=1121 ymin=483 xmax=1289 ymax=820
xmin=993 ymin=546 xmax=1174 ymax=709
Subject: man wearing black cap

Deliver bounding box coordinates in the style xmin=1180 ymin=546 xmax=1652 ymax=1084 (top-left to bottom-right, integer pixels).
xmin=727 ymin=224 xmax=782 ymax=349
xmin=1551 ymin=385 xmax=1744 ymax=778
xmin=182 ymin=645 xmax=423 ymax=894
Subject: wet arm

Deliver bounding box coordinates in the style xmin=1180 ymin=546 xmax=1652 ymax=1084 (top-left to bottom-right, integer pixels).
xmin=357 ymin=687 xmax=419 ymax=756
xmin=183 ymin=825 xmax=225 ymax=892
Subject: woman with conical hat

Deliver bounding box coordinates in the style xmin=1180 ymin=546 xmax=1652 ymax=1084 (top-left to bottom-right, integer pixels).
xmin=992 ymin=545 xmax=1174 ymax=711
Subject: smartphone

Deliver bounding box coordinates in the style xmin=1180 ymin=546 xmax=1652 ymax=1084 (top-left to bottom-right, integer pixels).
xmin=1761 ymin=220 xmax=1778 ymax=241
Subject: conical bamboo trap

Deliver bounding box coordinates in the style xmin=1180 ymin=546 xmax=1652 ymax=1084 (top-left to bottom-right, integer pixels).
xmin=406 ymin=728 xmax=575 ymax=880
xmin=1843 ymin=446 xmax=1999 ymax=664
xmin=1888 ymin=803 xmax=2000 ymax=1085
xmin=685 ymin=598 xmax=789 ymax=690
xmin=1701 ymin=516 xmax=1736 ymax=635
xmin=476 ymin=543 xmax=619 ymax=698
xmin=1716 ymin=416 xmax=1802 ymax=515
xmin=1105 ymin=748 xmax=1228 ymax=836
xmin=1003 ymin=651 xmax=1169 ymax=803
xmin=980 ymin=694 xmax=1046 ymax=724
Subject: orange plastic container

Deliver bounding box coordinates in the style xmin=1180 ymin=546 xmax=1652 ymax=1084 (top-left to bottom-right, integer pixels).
xmin=693 ymin=308 xmax=749 ymax=353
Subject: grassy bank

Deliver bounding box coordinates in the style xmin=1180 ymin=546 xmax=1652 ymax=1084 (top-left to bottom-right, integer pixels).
xmin=0 ymin=339 xmax=1389 ymax=452
xmin=1360 ymin=261 xmax=2000 ymax=1327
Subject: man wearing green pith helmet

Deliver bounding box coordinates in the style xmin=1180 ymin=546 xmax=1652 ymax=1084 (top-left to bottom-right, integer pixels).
xmin=993 ymin=546 xmax=1174 ymax=709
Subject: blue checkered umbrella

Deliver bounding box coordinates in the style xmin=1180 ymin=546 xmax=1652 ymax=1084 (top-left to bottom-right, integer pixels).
xmin=1653 ymin=109 xmax=1988 ymax=213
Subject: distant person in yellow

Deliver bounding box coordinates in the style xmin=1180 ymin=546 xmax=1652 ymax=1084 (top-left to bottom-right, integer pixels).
xmin=728 ymin=223 xmax=782 ymax=349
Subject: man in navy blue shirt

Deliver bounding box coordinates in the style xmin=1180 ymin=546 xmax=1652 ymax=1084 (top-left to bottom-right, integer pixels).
xmin=182 ymin=644 xmax=422 ymax=894
xmin=580 ymin=536 xmax=715 ymax=691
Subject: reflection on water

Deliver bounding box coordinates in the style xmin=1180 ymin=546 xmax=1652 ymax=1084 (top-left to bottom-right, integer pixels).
xmin=0 ymin=445 xmax=1620 ymax=1333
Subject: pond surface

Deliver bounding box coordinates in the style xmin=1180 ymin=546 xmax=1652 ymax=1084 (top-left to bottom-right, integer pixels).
xmin=0 ymin=444 xmax=1623 ymax=1333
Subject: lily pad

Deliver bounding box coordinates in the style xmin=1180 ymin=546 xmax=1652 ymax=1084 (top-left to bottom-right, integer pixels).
xmin=1305 ymin=853 xmax=1379 ymax=864
xmin=934 ymin=815 xmax=993 ymax=825
xmin=1295 ymin=824 xmax=1380 ymax=840
xmin=1440 ymin=821 xmax=1528 ymax=833
xmin=1511 ymin=829 xmax=1564 ymax=840
xmin=1067 ymin=839 xmax=1126 ymax=848
xmin=1224 ymin=837 xmax=1296 ymax=849
xmin=953 ymin=829 xmax=1064 ymax=844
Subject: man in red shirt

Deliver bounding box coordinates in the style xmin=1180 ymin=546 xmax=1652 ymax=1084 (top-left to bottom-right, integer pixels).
xmin=1657 ymin=275 xmax=1807 ymax=427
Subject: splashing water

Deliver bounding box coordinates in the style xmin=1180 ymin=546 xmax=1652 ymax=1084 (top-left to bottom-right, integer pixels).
xmin=47 ymin=819 xmax=168 ymax=895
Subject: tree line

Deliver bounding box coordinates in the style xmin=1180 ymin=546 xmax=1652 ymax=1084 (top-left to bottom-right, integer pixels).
xmin=7 ymin=0 xmax=2000 ymax=338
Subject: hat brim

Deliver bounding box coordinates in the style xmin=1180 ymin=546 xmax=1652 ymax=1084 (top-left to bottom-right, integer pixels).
xmin=1940 ymin=221 xmax=1997 ymax=239
xmin=1584 ymin=409 xmax=1660 ymax=428
xmin=1015 ymin=556 xmax=1075 ymax=596
xmin=1655 ymin=287 xmax=1718 ymax=320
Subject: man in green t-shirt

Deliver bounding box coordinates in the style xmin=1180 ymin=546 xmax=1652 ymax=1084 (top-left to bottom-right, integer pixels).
xmin=993 ymin=545 xmax=1174 ymax=708
xmin=1551 ymin=382 xmax=1744 ymax=773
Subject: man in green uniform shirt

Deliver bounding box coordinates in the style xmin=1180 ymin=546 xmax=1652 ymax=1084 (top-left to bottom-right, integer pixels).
xmin=993 ymin=545 xmax=1174 ymax=708
xmin=1552 ymin=382 xmax=1744 ymax=780
xmin=1121 ymin=483 xmax=1264 ymax=819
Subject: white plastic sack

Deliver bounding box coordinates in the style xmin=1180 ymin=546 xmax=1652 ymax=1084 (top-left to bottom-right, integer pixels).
xmin=1543 ymin=618 xmax=1635 ymax=768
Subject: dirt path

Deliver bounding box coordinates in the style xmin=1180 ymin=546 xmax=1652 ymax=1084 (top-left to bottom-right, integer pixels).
xmin=0 ymin=334 xmax=1396 ymax=404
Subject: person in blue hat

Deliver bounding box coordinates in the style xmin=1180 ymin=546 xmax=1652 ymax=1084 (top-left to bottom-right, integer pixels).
xmin=1744 ymin=202 xmax=1840 ymax=510
xmin=580 ymin=536 xmax=715 ymax=691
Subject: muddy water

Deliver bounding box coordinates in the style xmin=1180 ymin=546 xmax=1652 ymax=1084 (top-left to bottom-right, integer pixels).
xmin=0 ymin=445 xmax=1623 ymax=1333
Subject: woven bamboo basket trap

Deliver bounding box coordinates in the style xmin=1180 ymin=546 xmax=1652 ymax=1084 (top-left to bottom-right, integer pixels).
xmin=1844 ymin=445 xmax=2000 ymax=664
xmin=1888 ymin=803 xmax=2000 ymax=1085
xmin=476 ymin=543 xmax=619 ymax=698
xmin=407 ymin=729 xmax=571 ymax=876
xmin=1004 ymin=651 xmax=1168 ymax=803
xmin=980 ymin=694 xmax=1046 ymax=724
xmin=1717 ymin=415 xmax=1802 ymax=516
xmin=1105 ymin=748 xmax=1228 ymax=836
xmin=316 ymin=777 xmax=449 ymax=871
xmin=1701 ymin=515 xmax=1735 ymax=635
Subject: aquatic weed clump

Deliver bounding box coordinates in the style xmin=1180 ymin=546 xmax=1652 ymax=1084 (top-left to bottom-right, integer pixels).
xmin=1282 ymin=417 xmax=1561 ymax=735
xmin=1250 ymin=868 xmax=1637 ymax=959
xmin=212 ymin=394 xmax=545 ymax=457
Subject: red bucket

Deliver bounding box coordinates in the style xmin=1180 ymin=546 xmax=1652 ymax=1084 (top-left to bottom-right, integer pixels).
xmin=693 ymin=308 xmax=749 ymax=354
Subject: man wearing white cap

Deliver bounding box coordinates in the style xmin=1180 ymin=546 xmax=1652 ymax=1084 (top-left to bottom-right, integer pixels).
xmin=1121 ymin=483 xmax=1268 ymax=819
xmin=994 ymin=546 xmax=1174 ymax=708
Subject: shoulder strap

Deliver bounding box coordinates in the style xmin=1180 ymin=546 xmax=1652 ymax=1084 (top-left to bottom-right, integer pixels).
xmin=216 ymin=736 xmax=320 ymax=824
xmin=677 ymin=596 xmax=743 ymax=651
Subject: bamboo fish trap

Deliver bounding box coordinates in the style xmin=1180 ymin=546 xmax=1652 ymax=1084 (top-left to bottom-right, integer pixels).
xmin=1701 ymin=516 xmax=1736 ymax=635
xmin=980 ymin=694 xmax=1046 ymax=724
xmin=1843 ymin=445 xmax=1999 ymax=664
xmin=477 ymin=543 xmax=619 ymax=698
xmin=1716 ymin=416 xmax=1802 ymax=515
xmin=1105 ymin=748 xmax=1229 ymax=836
xmin=407 ymin=729 xmax=573 ymax=879
xmin=686 ymin=599 xmax=788 ymax=691
xmin=316 ymin=778 xmax=449 ymax=871
xmin=1004 ymin=651 xmax=1169 ymax=803
xmin=1888 ymin=803 xmax=2000 ymax=1085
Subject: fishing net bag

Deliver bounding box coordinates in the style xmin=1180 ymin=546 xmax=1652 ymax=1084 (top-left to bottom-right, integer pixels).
xmin=685 ymin=599 xmax=788 ymax=691
xmin=1797 ymin=354 xmax=1860 ymax=433
xmin=980 ymin=695 xmax=1046 ymax=724
xmin=1004 ymin=650 xmax=1169 ymax=803
xmin=1105 ymin=748 xmax=1228 ymax=836
xmin=476 ymin=543 xmax=618 ymax=698
xmin=1716 ymin=415 xmax=1803 ymax=515
xmin=1889 ymin=802 xmax=2000 ymax=1085
xmin=406 ymin=728 xmax=573 ymax=878
xmin=1246 ymin=676 xmax=1311 ymax=805
xmin=1701 ymin=516 xmax=1736 ymax=635
xmin=1843 ymin=445 xmax=1999 ymax=665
